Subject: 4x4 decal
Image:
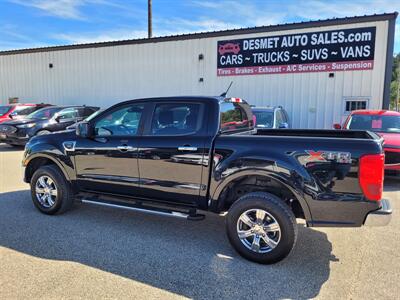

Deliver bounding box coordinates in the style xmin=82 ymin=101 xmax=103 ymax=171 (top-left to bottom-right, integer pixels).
xmin=305 ymin=150 xmax=352 ymax=164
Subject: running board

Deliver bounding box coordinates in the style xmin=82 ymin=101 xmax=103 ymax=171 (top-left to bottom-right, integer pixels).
xmin=81 ymin=198 xmax=205 ymax=220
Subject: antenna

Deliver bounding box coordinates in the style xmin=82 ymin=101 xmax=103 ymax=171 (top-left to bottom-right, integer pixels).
xmin=220 ymin=81 xmax=233 ymax=97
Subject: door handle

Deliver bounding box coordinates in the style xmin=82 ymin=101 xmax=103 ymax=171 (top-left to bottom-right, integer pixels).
xmin=178 ymin=146 xmax=198 ymax=151
xmin=117 ymin=145 xmax=134 ymax=152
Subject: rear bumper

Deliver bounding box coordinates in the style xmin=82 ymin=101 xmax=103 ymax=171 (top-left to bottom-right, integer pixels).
xmin=364 ymin=199 xmax=392 ymax=226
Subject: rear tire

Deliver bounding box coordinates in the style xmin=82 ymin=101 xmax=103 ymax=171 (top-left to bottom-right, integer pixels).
xmin=226 ymin=192 xmax=297 ymax=264
xmin=30 ymin=165 xmax=74 ymax=215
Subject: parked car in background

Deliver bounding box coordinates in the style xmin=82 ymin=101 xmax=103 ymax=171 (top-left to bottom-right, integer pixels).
xmin=334 ymin=110 xmax=400 ymax=174
xmin=66 ymin=109 xmax=104 ymax=130
xmin=251 ymin=106 xmax=291 ymax=129
xmin=0 ymin=103 xmax=51 ymax=124
xmin=0 ymin=105 xmax=99 ymax=146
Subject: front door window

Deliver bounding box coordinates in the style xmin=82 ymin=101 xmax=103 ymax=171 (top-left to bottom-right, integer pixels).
xmin=94 ymin=105 xmax=144 ymax=137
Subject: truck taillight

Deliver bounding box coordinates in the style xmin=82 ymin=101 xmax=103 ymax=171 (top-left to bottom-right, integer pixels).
xmin=359 ymin=153 xmax=384 ymax=201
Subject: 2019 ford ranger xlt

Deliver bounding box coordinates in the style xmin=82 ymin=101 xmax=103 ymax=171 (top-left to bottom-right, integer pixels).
xmin=22 ymin=96 xmax=392 ymax=264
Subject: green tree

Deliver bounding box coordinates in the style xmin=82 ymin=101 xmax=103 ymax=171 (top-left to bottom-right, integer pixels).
xmin=390 ymin=54 xmax=400 ymax=111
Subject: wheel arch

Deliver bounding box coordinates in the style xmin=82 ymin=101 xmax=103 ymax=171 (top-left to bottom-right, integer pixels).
xmin=24 ymin=154 xmax=70 ymax=184
xmin=211 ymin=170 xmax=312 ymax=222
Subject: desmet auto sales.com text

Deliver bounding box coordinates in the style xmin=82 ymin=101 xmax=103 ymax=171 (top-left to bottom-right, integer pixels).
xmin=242 ymin=30 xmax=373 ymax=50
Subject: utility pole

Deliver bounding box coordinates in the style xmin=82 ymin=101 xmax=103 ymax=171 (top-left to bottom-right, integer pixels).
xmin=148 ymin=0 xmax=152 ymax=38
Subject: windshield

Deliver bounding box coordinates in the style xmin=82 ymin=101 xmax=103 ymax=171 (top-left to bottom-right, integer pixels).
xmin=11 ymin=105 xmax=37 ymax=116
xmin=0 ymin=106 xmax=12 ymax=116
xmin=253 ymin=110 xmax=274 ymax=128
xmin=26 ymin=107 xmax=60 ymax=120
xmin=347 ymin=114 xmax=400 ymax=133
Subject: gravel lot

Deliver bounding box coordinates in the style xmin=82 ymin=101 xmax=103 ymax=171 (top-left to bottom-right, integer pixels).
xmin=0 ymin=143 xmax=399 ymax=299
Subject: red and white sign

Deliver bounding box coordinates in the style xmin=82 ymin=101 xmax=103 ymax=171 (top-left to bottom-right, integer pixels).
xmin=217 ymin=27 xmax=376 ymax=76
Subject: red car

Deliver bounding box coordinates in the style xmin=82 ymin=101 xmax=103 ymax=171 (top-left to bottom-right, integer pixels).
xmin=334 ymin=110 xmax=400 ymax=173
xmin=218 ymin=43 xmax=241 ymax=55
xmin=0 ymin=103 xmax=51 ymax=124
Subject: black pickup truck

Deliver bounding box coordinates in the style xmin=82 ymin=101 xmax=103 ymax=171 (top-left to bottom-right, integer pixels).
xmin=22 ymin=96 xmax=392 ymax=264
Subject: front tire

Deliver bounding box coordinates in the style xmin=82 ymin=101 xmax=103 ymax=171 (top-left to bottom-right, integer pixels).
xmin=30 ymin=165 xmax=74 ymax=215
xmin=226 ymin=192 xmax=297 ymax=264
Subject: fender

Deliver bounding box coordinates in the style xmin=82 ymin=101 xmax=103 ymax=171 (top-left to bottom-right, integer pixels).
xmin=209 ymin=156 xmax=313 ymax=222
xmin=23 ymin=143 xmax=76 ymax=182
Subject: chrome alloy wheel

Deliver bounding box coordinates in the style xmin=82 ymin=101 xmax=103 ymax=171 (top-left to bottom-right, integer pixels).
xmin=35 ymin=175 xmax=58 ymax=208
xmin=236 ymin=209 xmax=281 ymax=253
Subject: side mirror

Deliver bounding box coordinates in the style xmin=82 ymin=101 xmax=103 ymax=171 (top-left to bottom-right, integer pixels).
xmin=76 ymin=122 xmax=92 ymax=138
xmin=333 ymin=123 xmax=342 ymax=130
xmin=279 ymin=122 xmax=289 ymax=129
xmin=54 ymin=114 xmax=62 ymax=122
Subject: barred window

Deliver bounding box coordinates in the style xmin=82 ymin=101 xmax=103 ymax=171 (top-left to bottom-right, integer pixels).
xmin=344 ymin=99 xmax=368 ymax=113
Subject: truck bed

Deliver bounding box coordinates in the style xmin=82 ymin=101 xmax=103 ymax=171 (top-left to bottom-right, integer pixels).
xmin=254 ymin=129 xmax=381 ymax=140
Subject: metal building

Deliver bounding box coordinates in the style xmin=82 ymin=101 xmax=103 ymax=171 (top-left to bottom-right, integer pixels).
xmin=0 ymin=13 xmax=397 ymax=129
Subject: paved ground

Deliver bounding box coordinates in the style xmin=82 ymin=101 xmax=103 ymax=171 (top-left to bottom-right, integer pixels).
xmin=0 ymin=143 xmax=399 ymax=299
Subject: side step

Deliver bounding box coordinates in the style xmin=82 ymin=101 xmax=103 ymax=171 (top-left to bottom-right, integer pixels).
xmin=80 ymin=198 xmax=205 ymax=221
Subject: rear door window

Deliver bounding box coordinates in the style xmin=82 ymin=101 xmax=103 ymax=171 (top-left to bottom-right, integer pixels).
xmin=76 ymin=107 xmax=98 ymax=118
xmin=150 ymin=103 xmax=202 ymax=136
xmin=86 ymin=107 xmax=97 ymax=116
xmin=58 ymin=108 xmax=78 ymax=120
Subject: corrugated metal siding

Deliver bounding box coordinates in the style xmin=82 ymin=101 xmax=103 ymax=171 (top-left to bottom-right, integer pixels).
xmin=0 ymin=20 xmax=389 ymax=129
